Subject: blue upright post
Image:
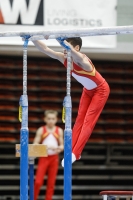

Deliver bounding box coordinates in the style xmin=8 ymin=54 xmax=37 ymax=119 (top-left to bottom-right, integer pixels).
xmin=56 ymin=37 xmax=72 ymax=200
xmin=63 ymin=95 xmax=72 ymax=200
xmin=63 ymin=49 xmax=72 ymax=200
xmin=20 ymin=35 xmax=30 ymax=200
xmin=29 ymin=158 xmax=34 ymax=200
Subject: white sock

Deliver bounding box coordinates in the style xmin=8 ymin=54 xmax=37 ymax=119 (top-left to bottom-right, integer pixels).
xmin=61 ymin=153 xmax=76 ymax=167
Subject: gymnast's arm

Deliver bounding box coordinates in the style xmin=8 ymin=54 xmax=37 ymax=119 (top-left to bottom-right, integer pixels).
xmin=56 ymin=128 xmax=64 ymax=153
xmin=33 ymin=127 xmax=43 ymax=144
xmin=65 ymin=40 xmax=93 ymax=72
xmin=32 ymin=40 xmax=64 ymax=64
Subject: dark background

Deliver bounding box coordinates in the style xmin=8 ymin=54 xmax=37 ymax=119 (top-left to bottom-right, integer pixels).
xmin=0 ymin=56 xmax=133 ymax=199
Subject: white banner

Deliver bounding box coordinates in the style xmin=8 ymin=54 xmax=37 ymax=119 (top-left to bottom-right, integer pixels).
xmin=0 ymin=0 xmax=117 ymax=48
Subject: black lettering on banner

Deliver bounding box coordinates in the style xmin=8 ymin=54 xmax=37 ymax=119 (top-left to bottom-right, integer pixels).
xmin=35 ymin=0 xmax=43 ymax=25
xmin=62 ymin=19 xmax=68 ymax=25
xmin=89 ymin=19 xmax=95 ymax=26
xmin=17 ymin=0 xmax=43 ymax=25
xmin=73 ymin=19 xmax=78 ymax=26
xmin=47 ymin=9 xmax=77 ymax=17
xmin=46 ymin=18 xmax=103 ymax=27
xmin=80 ymin=19 xmax=84 ymax=26
xmin=47 ymin=18 xmax=52 ymax=25
xmin=97 ymin=19 xmax=102 ymax=26
xmin=54 ymin=18 xmax=60 ymax=25
xmin=9 ymin=0 xmax=13 ymax=6
xmin=1 ymin=0 xmax=43 ymax=25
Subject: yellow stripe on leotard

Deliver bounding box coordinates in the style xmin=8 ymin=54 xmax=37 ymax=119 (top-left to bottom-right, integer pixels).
xmin=42 ymin=132 xmax=49 ymax=139
xmin=53 ymin=132 xmax=59 ymax=139
xmin=73 ymin=67 xmax=96 ymax=76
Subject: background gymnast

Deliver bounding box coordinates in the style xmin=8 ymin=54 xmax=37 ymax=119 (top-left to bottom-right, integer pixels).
xmin=33 ymin=110 xmax=63 ymax=200
xmin=32 ymin=37 xmax=110 ymax=166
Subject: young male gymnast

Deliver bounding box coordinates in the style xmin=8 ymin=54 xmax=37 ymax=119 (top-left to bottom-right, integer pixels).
xmin=34 ymin=110 xmax=63 ymax=200
xmin=33 ymin=37 xmax=110 ymax=166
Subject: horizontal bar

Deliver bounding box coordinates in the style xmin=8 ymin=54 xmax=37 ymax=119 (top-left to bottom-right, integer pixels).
xmin=0 ymin=25 xmax=133 ymax=40
xmin=16 ymin=144 xmax=47 ymax=157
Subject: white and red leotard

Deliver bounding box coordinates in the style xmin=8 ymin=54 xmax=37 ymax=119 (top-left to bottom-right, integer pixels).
xmin=64 ymin=56 xmax=110 ymax=159
xmin=34 ymin=126 xmax=60 ymax=200
xmin=64 ymin=57 xmax=105 ymax=89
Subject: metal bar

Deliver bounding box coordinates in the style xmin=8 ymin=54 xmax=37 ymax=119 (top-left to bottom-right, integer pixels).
xmin=29 ymin=158 xmax=34 ymax=200
xmin=23 ymin=39 xmax=28 ymax=95
xmin=20 ymin=37 xmax=29 ymax=200
xmin=64 ymin=49 xmax=72 ymax=200
xmin=66 ymin=51 xmax=71 ymax=96
xmin=0 ymin=25 xmax=133 ymax=39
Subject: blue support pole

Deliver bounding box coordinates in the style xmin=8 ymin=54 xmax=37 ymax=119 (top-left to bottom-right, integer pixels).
xmin=56 ymin=37 xmax=73 ymax=200
xmin=20 ymin=94 xmax=29 ymax=200
xmin=29 ymin=158 xmax=34 ymax=200
xmin=63 ymin=49 xmax=72 ymax=200
xmin=20 ymin=35 xmax=30 ymax=200
xmin=63 ymin=96 xmax=72 ymax=200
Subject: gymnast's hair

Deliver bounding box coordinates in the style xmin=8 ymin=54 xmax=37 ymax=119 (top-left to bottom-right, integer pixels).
xmin=44 ymin=110 xmax=58 ymax=117
xmin=66 ymin=37 xmax=82 ymax=50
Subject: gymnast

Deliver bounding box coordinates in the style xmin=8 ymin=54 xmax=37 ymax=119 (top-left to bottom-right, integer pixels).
xmin=33 ymin=37 xmax=110 ymax=166
xmin=34 ymin=110 xmax=63 ymax=200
